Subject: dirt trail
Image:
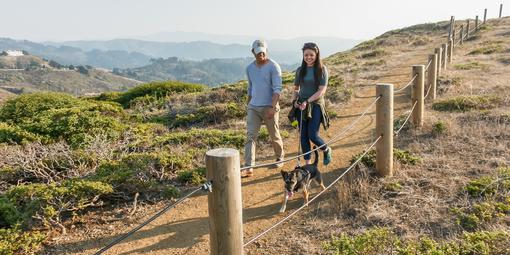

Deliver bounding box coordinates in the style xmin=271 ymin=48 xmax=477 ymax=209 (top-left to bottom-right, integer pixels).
xmin=51 ymin=25 xmax=489 ymax=255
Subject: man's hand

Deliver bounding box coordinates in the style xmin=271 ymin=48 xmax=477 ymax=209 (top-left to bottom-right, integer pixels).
xmin=265 ymin=107 xmax=276 ymax=119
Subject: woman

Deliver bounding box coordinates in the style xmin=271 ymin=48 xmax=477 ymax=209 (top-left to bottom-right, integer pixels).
xmin=292 ymin=42 xmax=332 ymax=165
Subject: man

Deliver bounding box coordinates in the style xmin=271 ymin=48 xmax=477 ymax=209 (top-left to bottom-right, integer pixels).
xmin=242 ymin=39 xmax=284 ymax=177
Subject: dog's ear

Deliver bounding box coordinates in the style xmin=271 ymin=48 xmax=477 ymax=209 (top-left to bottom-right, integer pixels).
xmin=281 ymin=170 xmax=287 ymax=178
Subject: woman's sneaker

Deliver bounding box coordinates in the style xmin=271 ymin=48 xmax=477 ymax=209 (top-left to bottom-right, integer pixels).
xmin=323 ymin=147 xmax=332 ymax=165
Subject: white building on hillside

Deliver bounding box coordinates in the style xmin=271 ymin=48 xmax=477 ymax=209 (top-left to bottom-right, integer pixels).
xmin=4 ymin=50 xmax=24 ymax=56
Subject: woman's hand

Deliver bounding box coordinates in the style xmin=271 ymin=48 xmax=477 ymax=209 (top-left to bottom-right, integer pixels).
xmin=298 ymin=100 xmax=307 ymax=110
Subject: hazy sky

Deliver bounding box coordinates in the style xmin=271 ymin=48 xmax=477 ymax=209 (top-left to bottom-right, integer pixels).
xmin=1 ymin=0 xmax=505 ymax=42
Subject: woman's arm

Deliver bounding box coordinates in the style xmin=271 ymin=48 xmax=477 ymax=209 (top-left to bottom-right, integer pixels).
xmin=306 ymin=85 xmax=326 ymax=103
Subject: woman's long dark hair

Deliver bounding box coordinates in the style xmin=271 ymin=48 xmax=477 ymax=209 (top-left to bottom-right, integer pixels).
xmin=299 ymin=42 xmax=324 ymax=86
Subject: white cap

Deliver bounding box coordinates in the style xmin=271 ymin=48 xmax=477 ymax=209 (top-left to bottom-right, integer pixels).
xmin=252 ymin=39 xmax=267 ymax=54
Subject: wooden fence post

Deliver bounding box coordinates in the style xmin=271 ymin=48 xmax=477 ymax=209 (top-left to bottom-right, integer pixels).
xmin=452 ymin=24 xmax=457 ymax=47
xmin=412 ymin=65 xmax=425 ymax=127
xmin=460 ymin=25 xmax=464 ymax=45
xmin=484 ymin=9 xmax=487 ymax=23
xmin=435 ymin=47 xmax=442 ymax=76
xmin=466 ymin=19 xmax=470 ymax=38
xmin=500 ymin=4 xmax=503 ymax=18
xmin=428 ymin=54 xmax=438 ymax=101
xmin=448 ymin=16 xmax=455 ymax=39
xmin=441 ymin=43 xmax=448 ymax=70
xmin=448 ymin=38 xmax=453 ymax=63
xmin=206 ymin=148 xmax=243 ymax=255
xmin=375 ymin=83 xmax=393 ymax=177
xmin=475 ymin=15 xmax=479 ymax=31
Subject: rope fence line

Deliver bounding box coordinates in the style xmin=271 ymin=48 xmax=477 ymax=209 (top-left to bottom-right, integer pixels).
xmin=394 ymin=74 xmax=417 ymax=93
xmin=394 ymin=101 xmax=418 ymax=136
xmin=94 ymin=182 xmax=212 ymax=255
xmin=424 ymin=79 xmax=434 ymax=99
xmin=240 ymin=96 xmax=381 ymax=171
xmin=425 ymin=59 xmax=433 ymax=71
xmin=243 ymin=135 xmax=383 ymax=247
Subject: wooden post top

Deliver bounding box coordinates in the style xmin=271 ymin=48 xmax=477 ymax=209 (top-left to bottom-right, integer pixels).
xmin=206 ymin=148 xmax=239 ymax=158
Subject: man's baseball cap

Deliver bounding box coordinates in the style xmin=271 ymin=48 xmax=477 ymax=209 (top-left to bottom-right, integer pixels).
xmin=252 ymin=39 xmax=267 ymax=54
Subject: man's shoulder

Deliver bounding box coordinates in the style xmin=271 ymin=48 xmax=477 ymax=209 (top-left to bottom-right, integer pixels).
xmin=246 ymin=60 xmax=256 ymax=70
xmin=268 ymin=58 xmax=281 ymax=68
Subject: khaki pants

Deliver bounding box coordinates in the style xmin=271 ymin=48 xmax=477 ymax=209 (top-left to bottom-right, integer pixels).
xmin=244 ymin=105 xmax=284 ymax=167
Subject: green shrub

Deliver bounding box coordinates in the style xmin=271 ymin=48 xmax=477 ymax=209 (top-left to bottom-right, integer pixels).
xmin=177 ymin=167 xmax=206 ymax=185
xmin=0 ymin=93 xmax=127 ymax=147
xmin=282 ymin=72 xmax=295 ymax=84
xmin=6 ymin=180 xmax=113 ymax=227
xmin=469 ymin=43 xmax=505 ymax=55
xmin=393 ymin=149 xmax=422 ymax=165
xmin=323 ymin=228 xmax=510 ymax=255
xmin=432 ymin=121 xmax=447 ymax=136
xmin=0 ymin=197 xmax=21 ymax=229
xmin=364 ymin=59 xmax=386 ymax=66
xmin=170 ymin=102 xmax=246 ymax=127
xmin=93 ymin=91 xmax=123 ymax=102
xmin=432 ymin=95 xmax=501 ymax=112
xmin=326 ymin=52 xmax=356 ymax=65
xmin=20 ymin=106 xmax=126 ymax=147
xmin=454 ymin=61 xmax=489 ymax=70
xmin=0 ymin=122 xmax=40 ymax=145
xmin=161 ymin=186 xmax=180 ymax=199
xmin=360 ymin=49 xmax=388 ymax=58
xmin=350 ymin=149 xmax=376 ymax=168
xmin=323 ymin=227 xmax=399 ymax=254
xmin=354 ymin=39 xmax=378 ymax=51
xmin=95 ymin=151 xmax=194 ymax=194
xmin=453 ymin=199 xmax=510 ymax=231
xmin=350 ymin=149 xmax=421 ymax=167
xmin=0 ymin=227 xmax=45 ymax=255
xmin=466 ymin=176 xmax=497 ymax=197
xmin=156 ymin=129 xmax=246 ymax=149
xmin=465 ymin=167 xmax=510 ymax=197
xmin=116 ymin=81 xmax=206 ymax=107
xmin=0 ymin=92 xmax=80 ymax=122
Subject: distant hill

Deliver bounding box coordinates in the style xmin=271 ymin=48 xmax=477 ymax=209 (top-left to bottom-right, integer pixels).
xmin=0 ymin=38 xmax=152 ymax=69
xmin=47 ymin=36 xmax=362 ymax=64
xmin=0 ymin=54 xmax=141 ymax=95
xmin=115 ymin=57 xmax=298 ymax=86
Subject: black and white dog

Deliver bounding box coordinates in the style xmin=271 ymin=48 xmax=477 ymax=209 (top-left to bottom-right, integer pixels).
xmin=279 ymin=148 xmax=326 ymax=213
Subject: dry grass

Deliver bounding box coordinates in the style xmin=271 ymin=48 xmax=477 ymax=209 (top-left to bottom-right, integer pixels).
xmin=249 ymin=17 xmax=510 ymax=254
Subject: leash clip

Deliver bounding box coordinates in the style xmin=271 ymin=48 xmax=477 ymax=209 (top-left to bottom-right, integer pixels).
xmin=201 ymin=181 xmax=213 ymax=193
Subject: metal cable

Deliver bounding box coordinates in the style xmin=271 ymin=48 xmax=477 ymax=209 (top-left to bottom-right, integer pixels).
xmin=94 ymin=182 xmax=212 ymax=255
xmin=243 ymin=135 xmax=382 ymax=247
xmin=394 ymin=74 xmax=417 ymax=93
xmin=241 ymin=96 xmax=381 ymax=171
xmin=394 ymin=101 xmax=418 ymax=136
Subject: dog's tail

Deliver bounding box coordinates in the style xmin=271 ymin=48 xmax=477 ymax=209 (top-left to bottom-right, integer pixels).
xmin=313 ymin=146 xmax=319 ymax=166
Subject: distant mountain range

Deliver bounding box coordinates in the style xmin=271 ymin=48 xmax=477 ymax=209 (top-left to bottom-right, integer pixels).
xmin=114 ymin=57 xmax=299 ymax=86
xmin=47 ymin=36 xmax=361 ymax=65
xmin=0 ymin=38 xmax=151 ymax=69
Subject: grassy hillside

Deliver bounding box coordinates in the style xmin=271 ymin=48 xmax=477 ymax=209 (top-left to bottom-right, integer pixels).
xmin=0 ymin=55 xmax=141 ymax=96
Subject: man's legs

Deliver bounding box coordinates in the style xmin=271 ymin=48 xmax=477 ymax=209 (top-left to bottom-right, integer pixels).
xmin=244 ymin=107 xmax=263 ymax=168
xmin=263 ymin=106 xmax=285 ymax=164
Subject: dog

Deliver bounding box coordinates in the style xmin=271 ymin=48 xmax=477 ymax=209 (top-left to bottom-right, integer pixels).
xmin=279 ymin=148 xmax=326 ymax=213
